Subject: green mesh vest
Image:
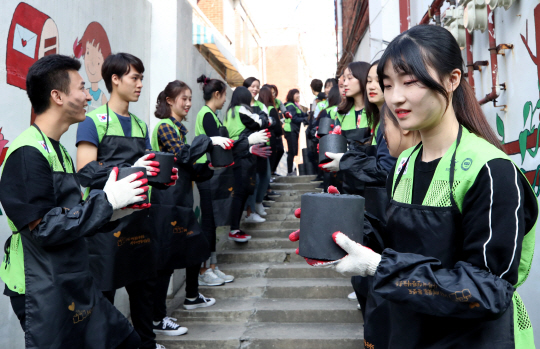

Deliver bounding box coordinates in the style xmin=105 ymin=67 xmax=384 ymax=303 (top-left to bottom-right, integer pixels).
xmin=151 ymin=118 xmax=185 ymax=152
xmin=83 ymin=104 xmax=147 ymax=199
xmin=223 ymin=106 xmax=246 ymax=141
xmin=284 ymin=102 xmax=301 ymax=133
xmin=392 ymin=127 xmax=536 ymax=347
xmin=0 ymin=126 xmax=74 ymax=295
xmin=372 ymin=122 xmax=380 ymax=146
xmin=317 ymin=100 xmax=328 ymax=112
xmin=195 ymin=105 xmax=220 ymax=163
xmin=324 ymin=106 xmax=338 ymax=120
xmin=336 ymin=106 xmax=369 ymax=131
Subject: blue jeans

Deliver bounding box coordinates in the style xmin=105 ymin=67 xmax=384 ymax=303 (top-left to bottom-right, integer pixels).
xmin=246 ymin=158 xmax=271 ymax=211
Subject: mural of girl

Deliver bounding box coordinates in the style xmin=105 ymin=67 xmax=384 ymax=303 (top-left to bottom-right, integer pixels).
xmin=73 ymin=21 xmax=111 ymax=111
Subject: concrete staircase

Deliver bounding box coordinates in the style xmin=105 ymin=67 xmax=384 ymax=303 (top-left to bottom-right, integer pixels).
xmin=157 ymin=175 xmax=363 ymax=349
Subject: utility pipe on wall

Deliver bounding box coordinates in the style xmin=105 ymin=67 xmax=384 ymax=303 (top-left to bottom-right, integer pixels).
xmin=465 ymin=30 xmax=475 ymax=88
xmin=419 ymin=0 xmax=446 ymax=25
xmin=478 ymin=7 xmax=499 ymax=105
xmin=337 ymin=0 xmax=343 ymax=59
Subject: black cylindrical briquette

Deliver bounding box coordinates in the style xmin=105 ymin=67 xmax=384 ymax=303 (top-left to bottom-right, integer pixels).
xmin=118 ymin=167 xmax=149 ymax=204
xmin=299 ymin=192 xmax=364 ymax=261
xmin=318 ymin=134 xmax=347 ymax=163
xmin=318 ymin=118 xmax=335 ymax=137
xmin=144 ymin=151 xmax=175 ymax=184
xmin=209 ymin=146 xmax=234 ymax=168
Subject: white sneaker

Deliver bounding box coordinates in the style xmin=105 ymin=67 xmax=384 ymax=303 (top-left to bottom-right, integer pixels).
xmin=198 ymin=269 xmax=225 ymax=286
xmin=244 ymin=212 xmax=266 ymax=223
xmin=183 ymin=293 xmax=217 ymax=310
xmin=153 ymin=317 xmax=187 ymax=336
xmin=156 ymin=345 xmax=167 ymax=349
xmin=214 ymin=266 xmax=235 ymax=283
xmin=255 ymin=203 xmax=267 ymax=216
xmin=348 ymin=291 xmax=357 ymax=301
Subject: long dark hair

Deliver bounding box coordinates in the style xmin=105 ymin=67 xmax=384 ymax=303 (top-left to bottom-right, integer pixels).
xmin=155 ymin=80 xmax=191 ymax=120
xmin=325 ymin=78 xmax=338 ymax=89
xmin=243 ymin=77 xmax=260 ymax=88
xmin=327 ymin=85 xmax=341 ymax=108
xmin=196 ymin=74 xmax=227 ymax=101
xmin=226 ymin=86 xmax=252 ymax=119
xmin=377 ymin=25 xmax=502 ymax=150
xmin=364 ymin=60 xmax=381 ymax=129
xmin=286 ymin=89 xmax=299 ymax=103
xmin=258 ymin=86 xmax=275 ymax=109
xmin=338 ymin=61 xmax=370 ymax=115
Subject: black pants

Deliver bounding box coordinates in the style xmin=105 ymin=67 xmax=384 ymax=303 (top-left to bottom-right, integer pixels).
xmin=270 ymin=136 xmax=284 ymax=174
xmin=9 ymin=294 xmax=141 ymax=349
xmin=230 ymin=163 xmax=250 ymax=230
xmin=103 ymin=277 xmax=156 ymax=349
xmin=199 ymin=184 xmax=216 ymax=252
xmin=152 ymin=266 xmax=199 ymax=322
xmin=284 ymin=131 xmax=299 ymax=173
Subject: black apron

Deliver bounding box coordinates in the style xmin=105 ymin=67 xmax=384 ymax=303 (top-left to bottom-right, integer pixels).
xmin=22 ymin=125 xmax=133 ymax=348
xmin=86 ymin=104 xmax=155 ymax=291
xmin=149 ymin=165 xmax=210 ymax=271
xmin=364 ymin=126 xmax=514 ymax=348
xmin=203 ymin=125 xmax=234 ymax=226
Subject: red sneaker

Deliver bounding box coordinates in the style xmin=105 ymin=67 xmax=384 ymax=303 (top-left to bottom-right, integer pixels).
xmin=228 ymin=230 xmax=252 ymax=242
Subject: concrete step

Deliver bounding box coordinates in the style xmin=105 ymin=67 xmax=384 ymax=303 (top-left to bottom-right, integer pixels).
xmin=238 ymin=229 xmax=294 ymax=238
xmin=218 ymin=262 xmax=347 ymax=279
xmin=222 ymin=238 xmax=297 ymax=250
xmin=217 ymin=248 xmax=304 ymax=264
xmin=259 ymin=214 xmax=297 ymax=222
xmin=264 ymin=207 xmax=294 ymax=215
xmin=157 ymin=322 xmax=363 ymax=349
xmin=156 ymin=322 xmax=246 ymax=349
xmin=172 ymin=298 xmax=362 ymax=324
xmin=263 ymin=201 xmax=297 ymax=208
xmin=198 ymin=278 xmax=353 ymax=299
xmin=267 ymin=193 xmax=300 ymax=202
xmin=241 ymin=220 xmax=299 ymax=230
xmin=274 ymin=175 xmax=318 ymax=183
xmin=271 ymin=182 xmax=321 ymax=191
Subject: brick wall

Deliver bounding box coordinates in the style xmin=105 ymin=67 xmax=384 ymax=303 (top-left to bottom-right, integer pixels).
xmin=341 ymin=0 xmax=362 ymax=49
xmin=198 ymin=0 xmax=224 ymax=33
xmin=266 ymin=45 xmax=299 ymax=102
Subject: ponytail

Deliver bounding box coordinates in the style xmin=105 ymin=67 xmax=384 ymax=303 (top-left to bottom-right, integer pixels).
xmin=154 ymin=80 xmax=191 ymax=120
xmin=197 ymin=74 xmax=227 ymax=101
xmin=453 ymin=79 xmax=503 ymax=150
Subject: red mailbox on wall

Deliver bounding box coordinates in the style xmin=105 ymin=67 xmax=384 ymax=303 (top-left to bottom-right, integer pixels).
xmin=6 ymin=2 xmax=59 ymax=90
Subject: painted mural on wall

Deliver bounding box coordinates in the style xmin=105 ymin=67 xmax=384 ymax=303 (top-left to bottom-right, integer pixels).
xmin=73 ymin=22 xmax=111 ymax=112
xmin=497 ymin=4 xmax=540 ymax=196
xmin=6 ymin=2 xmax=59 ymax=125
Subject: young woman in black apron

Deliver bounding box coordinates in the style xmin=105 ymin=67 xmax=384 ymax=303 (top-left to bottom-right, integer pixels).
xmin=193 ymin=75 xmax=237 ymax=286
xmin=223 ymin=87 xmax=271 ymax=242
xmin=149 ymin=80 xmax=234 ymax=335
xmin=263 ymin=84 xmax=285 ymax=176
xmin=321 ymin=25 xmax=538 ymax=348
xmin=283 ymin=89 xmax=308 ymax=176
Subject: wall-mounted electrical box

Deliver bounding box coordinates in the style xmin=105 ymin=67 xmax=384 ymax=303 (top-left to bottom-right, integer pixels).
xmin=464 ymin=0 xmax=488 ymax=33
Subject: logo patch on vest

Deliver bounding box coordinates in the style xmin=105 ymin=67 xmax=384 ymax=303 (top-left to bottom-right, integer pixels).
xmin=461 ymin=158 xmax=473 ymax=171
xmin=397 ymin=157 xmax=409 ymax=175
xmin=38 ymin=141 xmax=50 ymax=153
xmin=97 ymin=113 xmax=109 ymax=122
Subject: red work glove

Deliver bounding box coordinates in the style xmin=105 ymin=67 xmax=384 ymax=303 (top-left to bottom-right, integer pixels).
xmin=284 ymin=112 xmax=293 ymax=119
xmin=330 ymin=125 xmax=342 ymax=135
xmin=250 ymin=144 xmax=272 ymax=158
xmin=133 ymin=153 xmax=160 ymax=177
xmin=165 ymin=167 xmax=179 ymax=186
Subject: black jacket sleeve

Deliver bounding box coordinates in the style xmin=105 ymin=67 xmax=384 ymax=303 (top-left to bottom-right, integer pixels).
xmin=339 ymin=122 xmax=397 ymax=186
xmin=239 ymin=112 xmax=262 ymax=131
xmin=286 ymin=104 xmax=307 ymax=125
xmin=30 ymin=190 xmax=114 ymax=247
xmin=202 ymin=112 xmax=221 ymax=137
xmin=373 ymin=159 xmax=537 ymax=319
xmin=77 ymin=160 xmax=132 ymax=190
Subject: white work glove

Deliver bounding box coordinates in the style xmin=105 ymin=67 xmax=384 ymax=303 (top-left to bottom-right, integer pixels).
xmin=240 ymin=106 xmax=262 ymax=126
xmin=103 ymin=167 xmax=148 ymax=210
xmin=248 ymin=129 xmax=269 ymax=145
xmin=210 ymin=136 xmax=234 ymax=150
xmin=321 ymin=152 xmax=344 ymax=172
xmin=332 ymin=232 xmax=381 ymax=277
xmin=133 ymin=153 xmax=159 ymax=177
